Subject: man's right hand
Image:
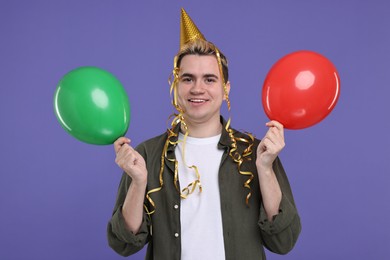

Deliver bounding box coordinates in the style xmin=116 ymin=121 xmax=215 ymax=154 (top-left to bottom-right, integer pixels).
xmin=114 ymin=137 xmax=147 ymax=185
xmin=113 ymin=137 xmax=147 ymax=234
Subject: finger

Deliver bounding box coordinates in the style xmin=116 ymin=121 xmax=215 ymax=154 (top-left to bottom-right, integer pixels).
xmin=266 ymin=121 xmax=284 ymax=132
xmin=261 ymin=137 xmax=283 ymax=155
xmin=114 ymin=137 xmax=129 ymax=153
xmin=259 ymin=138 xmax=275 ymax=153
xmin=268 ymin=126 xmax=284 ymax=143
xmin=266 ymin=121 xmax=284 ymax=140
xmin=264 ymin=127 xmax=282 ymax=143
xmin=116 ymin=143 xmax=134 ymax=159
xmin=267 ymin=132 xmax=285 ymax=149
xmin=262 ymin=126 xmax=285 ymax=148
xmin=116 ymin=146 xmax=137 ymax=169
xmin=114 ymin=137 xmax=131 ymax=154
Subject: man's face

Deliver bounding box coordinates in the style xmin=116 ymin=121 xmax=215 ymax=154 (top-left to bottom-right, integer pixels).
xmin=177 ymin=54 xmax=230 ymax=126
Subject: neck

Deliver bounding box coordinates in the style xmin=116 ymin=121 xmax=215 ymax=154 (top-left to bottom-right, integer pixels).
xmin=180 ymin=116 xmax=222 ymax=138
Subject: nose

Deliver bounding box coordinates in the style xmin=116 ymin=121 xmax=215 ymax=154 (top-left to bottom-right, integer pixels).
xmin=190 ymin=80 xmax=205 ymax=94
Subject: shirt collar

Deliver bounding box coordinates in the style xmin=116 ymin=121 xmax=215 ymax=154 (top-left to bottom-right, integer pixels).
xmin=166 ymin=116 xmax=232 ymax=154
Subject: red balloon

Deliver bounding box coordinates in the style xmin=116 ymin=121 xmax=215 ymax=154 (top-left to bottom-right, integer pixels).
xmin=262 ymin=50 xmax=340 ymax=129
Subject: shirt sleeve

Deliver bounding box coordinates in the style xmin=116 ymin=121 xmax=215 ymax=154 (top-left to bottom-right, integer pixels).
xmin=107 ymin=173 xmax=151 ymax=256
xmin=257 ymin=157 xmax=302 ymax=254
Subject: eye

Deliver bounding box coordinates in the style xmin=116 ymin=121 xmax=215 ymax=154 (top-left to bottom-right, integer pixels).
xmin=205 ymin=77 xmax=217 ymax=83
xmin=181 ymin=77 xmax=193 ymax=83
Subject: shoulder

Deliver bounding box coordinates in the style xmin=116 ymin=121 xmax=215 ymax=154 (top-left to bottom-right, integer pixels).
xmin=230 ymin=127 xmax=261 ymax=147
xmin=134 ymin=131 xmax=169 ymax=159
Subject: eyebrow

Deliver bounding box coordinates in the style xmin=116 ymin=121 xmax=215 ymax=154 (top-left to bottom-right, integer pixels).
xmin=204 ymin=74 xmax=219 ymax=79
xmin=180 ymin=73 xmax=219 ymax=79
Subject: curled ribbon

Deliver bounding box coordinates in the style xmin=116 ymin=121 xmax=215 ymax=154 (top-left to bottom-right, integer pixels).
xmin=225 ymin=119 xmax=255 ymax=206
xmin=145 ymin=66 xmax=203 ymax=215
xmin=145 ymin=51 xmax=255 ymax=216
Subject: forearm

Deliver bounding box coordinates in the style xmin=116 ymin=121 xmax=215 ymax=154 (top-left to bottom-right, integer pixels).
xmin=122 ymin=180 xmax=147 ymax=234
xmin=257 ymin=166 xmax=282 ymax=221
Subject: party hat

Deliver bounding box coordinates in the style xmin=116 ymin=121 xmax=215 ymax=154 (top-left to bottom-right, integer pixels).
xmin=180 ymin=8 xmax=206 ymax=50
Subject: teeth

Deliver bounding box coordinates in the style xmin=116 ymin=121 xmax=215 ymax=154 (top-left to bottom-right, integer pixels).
xmin=189 ymin=99 xmax=206 ymax=103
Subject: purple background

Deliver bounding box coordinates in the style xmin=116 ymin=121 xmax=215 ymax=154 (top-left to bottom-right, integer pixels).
xmin=1 ymin=1 xmax=389 ymax=259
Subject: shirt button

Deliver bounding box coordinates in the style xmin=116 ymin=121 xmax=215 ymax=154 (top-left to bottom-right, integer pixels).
xmin=174 ymin=233 xmax=179 ymax=238
xmin=174 ymin=204 xmax=179 ymax=209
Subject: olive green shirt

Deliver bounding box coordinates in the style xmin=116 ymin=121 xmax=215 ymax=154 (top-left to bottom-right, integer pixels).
xmin=107 ymin=118 xmax=301 ymax=259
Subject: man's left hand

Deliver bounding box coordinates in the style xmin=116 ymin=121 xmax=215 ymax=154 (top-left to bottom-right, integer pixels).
xmin=256 ymin=120 xmax=285 ymax=171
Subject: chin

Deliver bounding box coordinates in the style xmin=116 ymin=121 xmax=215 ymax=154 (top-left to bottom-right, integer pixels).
xmin=184 ymin=113 xmax=219 ymax=124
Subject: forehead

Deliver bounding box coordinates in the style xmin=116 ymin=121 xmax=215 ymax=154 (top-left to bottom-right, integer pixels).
xmin=179 ymin=54 xmax=220 ymax=75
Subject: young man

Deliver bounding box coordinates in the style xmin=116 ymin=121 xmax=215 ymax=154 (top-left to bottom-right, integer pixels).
xmin=107 ymin=9 xmax=301 ymax=260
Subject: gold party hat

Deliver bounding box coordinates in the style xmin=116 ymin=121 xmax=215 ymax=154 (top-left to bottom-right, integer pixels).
xmin=180 ymin=8 xmax=206 ymax=50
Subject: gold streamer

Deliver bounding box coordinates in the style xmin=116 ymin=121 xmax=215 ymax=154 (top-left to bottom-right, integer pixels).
xmin=177 ymin=129 xmax=203 ymax=199
xmin=144 ymin=82 xmax=204 ymax=215
xmin=215 ymin=49 xmax=231 ymax=110
xmin=145 ymin=38 xmax=256 ymax=215
xmin=225 ymin=118 xmax=255 ymax=206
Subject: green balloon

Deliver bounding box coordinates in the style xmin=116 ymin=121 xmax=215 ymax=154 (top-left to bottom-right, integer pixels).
xmin=54 ymin=66 xmax=130 ymax=145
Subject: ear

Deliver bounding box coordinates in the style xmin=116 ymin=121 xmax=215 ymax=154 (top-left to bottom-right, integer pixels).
xmin=223 ymin=81 xmax=231 ymax=100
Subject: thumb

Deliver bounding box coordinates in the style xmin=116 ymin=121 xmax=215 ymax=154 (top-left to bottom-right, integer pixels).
xmin=114 ymin=137 xmax=131 ymax=154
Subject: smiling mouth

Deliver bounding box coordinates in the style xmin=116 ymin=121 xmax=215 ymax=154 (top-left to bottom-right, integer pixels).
xmin=188 ymin=98 xmax=208 ymax=103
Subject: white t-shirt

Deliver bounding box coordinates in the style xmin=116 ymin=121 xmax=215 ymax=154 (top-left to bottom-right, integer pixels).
xmin=175 ymin=133 xmax=226 ymax=260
